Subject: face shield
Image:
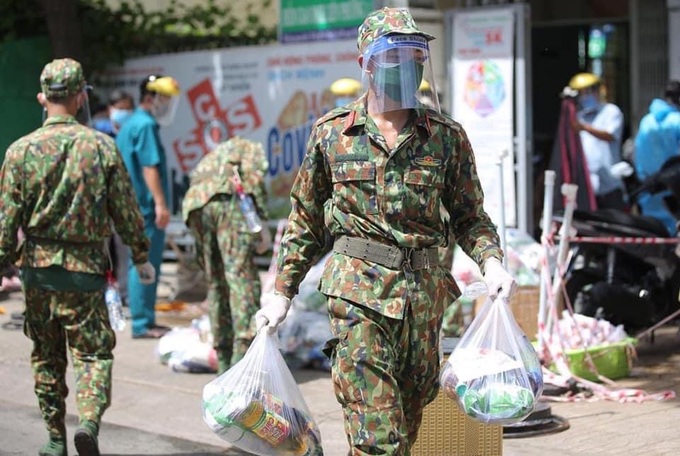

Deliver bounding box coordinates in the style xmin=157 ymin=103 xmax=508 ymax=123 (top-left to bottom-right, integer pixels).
xmin=75 ymin=85 xmax=92 ymax=126
xmin=152 ymin=94 xmax=179 ymax=127
xmin=361 ymin=34 xmax=440 ymax=114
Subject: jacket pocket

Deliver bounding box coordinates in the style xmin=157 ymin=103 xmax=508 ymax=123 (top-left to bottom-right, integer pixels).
xmin=330 ymin=161 xmax=378 ymax=215
xmin=402 ymin=167 xmax=444 ymax=222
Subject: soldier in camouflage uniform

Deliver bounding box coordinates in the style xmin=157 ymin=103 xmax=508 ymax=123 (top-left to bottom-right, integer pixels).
xmin=0 ymin=58 xmax=154 ymax=456
xmin=182 ymin=137 xmax=270 ymax=373
xmin=256 ymin=8 xmax=517 ymax=455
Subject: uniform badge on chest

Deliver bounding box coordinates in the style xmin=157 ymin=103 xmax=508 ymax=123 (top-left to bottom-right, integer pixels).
xmin=413 ymin=156 xmax=442 ymax=167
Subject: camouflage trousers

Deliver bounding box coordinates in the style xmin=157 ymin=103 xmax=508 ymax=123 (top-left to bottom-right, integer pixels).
xmin=324 ymin=294 xmax=445 ymax=456
xmin=23 ymin=286 xmax=115 ymax=440
xmin=187 ymin=196 xmax=260 ymax=373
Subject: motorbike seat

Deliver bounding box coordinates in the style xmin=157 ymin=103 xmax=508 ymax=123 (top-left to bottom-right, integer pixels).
xmin=565 ymin=209 xmax=671 ymax=237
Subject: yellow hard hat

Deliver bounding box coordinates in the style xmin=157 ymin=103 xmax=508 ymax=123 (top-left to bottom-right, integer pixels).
xmin=146 ymin=76 xmax=181 ymax=97
xmin=419 ymin=79 xmax=431 ymax=92
xmin=568 ymin=73 xmax=600 ymax=91
xmin=330 ymin=78 xmax=362 ymax=97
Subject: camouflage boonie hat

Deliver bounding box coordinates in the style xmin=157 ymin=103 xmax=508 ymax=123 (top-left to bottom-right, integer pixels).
xmin=357 ymin=7 xmax=435 ymax=54
xmin=40 ymin=58 xmax=85 ymax=98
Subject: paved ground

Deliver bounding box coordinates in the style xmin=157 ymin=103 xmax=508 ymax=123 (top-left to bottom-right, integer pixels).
xmin=1 ymin=262 xmax=680 ymax=455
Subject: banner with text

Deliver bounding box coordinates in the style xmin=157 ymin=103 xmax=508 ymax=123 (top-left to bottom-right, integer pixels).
xmin=279 ymin=0 xmax=374 ymax=43
xmin=97 ymin=40 xmax=360 ymax=219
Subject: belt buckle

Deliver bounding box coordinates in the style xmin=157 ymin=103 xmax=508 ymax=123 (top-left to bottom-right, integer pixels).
xmin=421 ymin=249 xmax=431 ymax=269
xmin=401 ymin=247 xmax=415 ymax=270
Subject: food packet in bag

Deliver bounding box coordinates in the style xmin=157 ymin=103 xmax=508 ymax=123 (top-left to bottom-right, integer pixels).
xmin=440 ymin=295 xmax=543 ymax=425
xmin=202 ymin=329 xmax=323 ymax=455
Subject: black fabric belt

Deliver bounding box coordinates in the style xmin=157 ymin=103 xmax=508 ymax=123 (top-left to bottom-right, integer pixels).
xmin=26 ymin=235 xmax=104 ymax=248
xmin=333 ymin=235 xmax=438 ymax=270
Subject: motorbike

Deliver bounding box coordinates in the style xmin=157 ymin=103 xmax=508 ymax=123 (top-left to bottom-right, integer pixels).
xmin=554 ymin=156 xmax=680 ymax=334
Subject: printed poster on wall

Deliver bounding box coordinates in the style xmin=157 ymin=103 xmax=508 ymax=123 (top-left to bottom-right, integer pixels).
xmin=451 ymin=8 xmax=516 ymax=227
xmin=96 ymin=40 xmax=360 ymax=220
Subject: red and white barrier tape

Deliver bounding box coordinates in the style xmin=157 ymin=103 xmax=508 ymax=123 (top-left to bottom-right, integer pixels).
xmin=567 ymin=236 xmax=680 ymax=244
xmin=540 ymin=367 xmax=676 ymax=403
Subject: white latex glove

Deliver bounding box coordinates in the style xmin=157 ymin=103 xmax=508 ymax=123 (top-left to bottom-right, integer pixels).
xmin=255 ymin=226 xmax=272 ymax=255
xmin=483 ymin=258 xmax=517 ymax=302
xmin=135 ymin=261 xmax=156 ymax=285
xmin=611 ymin=161 xmax=635 ymax=178
xmin=256 ymin=292 xmax=291 ymax=334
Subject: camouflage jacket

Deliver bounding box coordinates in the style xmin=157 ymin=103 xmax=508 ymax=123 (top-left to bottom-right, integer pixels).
xmin=181 ymin=136 xmax=269 ymax=225
xmin=275 ymin=99 xmax=502 ymax=318
xmin=0 ymin=115 xmax=149 ymax=274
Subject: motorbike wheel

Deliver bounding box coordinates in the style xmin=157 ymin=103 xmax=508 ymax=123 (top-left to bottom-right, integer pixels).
xmin=564 ymin=269 xmax=601 ymax=316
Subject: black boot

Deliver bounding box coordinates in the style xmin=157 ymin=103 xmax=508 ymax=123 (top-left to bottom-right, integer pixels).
xmin=74 ymin=421 xmax=99 ymax=456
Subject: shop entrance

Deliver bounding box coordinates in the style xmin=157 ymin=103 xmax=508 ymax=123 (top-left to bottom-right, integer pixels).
xmin=530 ymin=21 xmax=630 ymax=232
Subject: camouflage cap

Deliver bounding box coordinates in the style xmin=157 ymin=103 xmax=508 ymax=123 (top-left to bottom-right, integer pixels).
xmin=40 ymin=58 xmax=85 ymax=98
xmin=357 ymin=7 xmax=435 ymax=54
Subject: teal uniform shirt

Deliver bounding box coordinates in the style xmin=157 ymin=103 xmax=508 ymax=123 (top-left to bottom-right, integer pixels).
xmin=115 ymin=108 xmax=169 ymax=221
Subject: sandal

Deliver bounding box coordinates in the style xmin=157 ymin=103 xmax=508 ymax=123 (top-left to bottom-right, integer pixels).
xmin=151 ymin=324 xmax=171 ymax=331
xmin=2 ymin=312 xmax=24 ymax=331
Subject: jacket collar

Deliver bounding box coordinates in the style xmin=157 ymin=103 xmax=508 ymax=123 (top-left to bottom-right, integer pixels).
xmin=43 ymin=115 xmax=78 ymax=127
xmin=342 ymin=96 xmax=433 ymax=137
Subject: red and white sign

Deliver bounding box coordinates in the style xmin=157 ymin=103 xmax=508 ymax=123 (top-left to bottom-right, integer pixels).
xmin=98 ymin=40 xmax=360 ymax=219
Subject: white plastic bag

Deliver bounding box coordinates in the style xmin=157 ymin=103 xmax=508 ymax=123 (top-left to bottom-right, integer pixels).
xmin=202 ymin=329 xmax=323 ymax=455
xmin=156 ymin=327 xmax=201 ymax=365
xmin=168 ymin=340 xmax=217 ymax=374
xmin=441 ymin=296 xmax=543 ymax=425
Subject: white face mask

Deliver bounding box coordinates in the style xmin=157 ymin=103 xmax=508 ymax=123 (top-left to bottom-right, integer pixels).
xmin=109 ymin=108 xmax=133 ymax=130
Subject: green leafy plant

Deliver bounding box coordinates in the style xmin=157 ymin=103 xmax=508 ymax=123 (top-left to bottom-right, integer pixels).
xmin=1 ymin=0 xmax=276 ymax=74
xmin=82 ymin=0 xmax=276 ymax=71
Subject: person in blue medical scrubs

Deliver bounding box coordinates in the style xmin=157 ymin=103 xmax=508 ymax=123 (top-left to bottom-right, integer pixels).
xmin=116 ymin=74 xmax=181 ymax=339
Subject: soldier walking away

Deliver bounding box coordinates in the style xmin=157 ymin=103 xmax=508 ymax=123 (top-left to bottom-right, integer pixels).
xmin=256 ymin=8 xmax=517 ymax=455
xmin=182 ymin=137 xmax=271 ymax=374
xmin=0 ymin=58 xmax=154 ymax=456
